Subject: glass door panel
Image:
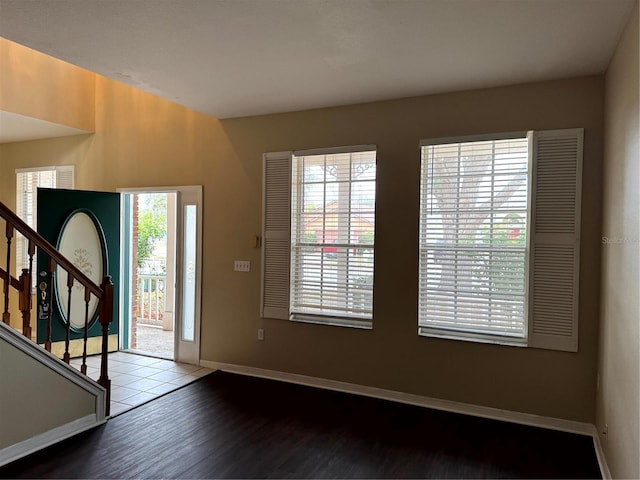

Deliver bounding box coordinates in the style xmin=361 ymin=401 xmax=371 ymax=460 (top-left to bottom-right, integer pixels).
xmin=181 ymin=204 xmax=196 ymax=342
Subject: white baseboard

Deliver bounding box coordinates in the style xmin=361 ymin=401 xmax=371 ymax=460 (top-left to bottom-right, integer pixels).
xmin=0 ymin=414 xmax=106 ymax=467
xmin=591 ymin=425 xmax=611 ymax=479
xmin=201 ymin=360 xmax=608 ymax=477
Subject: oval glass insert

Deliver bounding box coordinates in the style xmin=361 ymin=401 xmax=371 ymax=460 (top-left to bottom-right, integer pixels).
xmin=55 ymin=211 xmax=106 ymax=330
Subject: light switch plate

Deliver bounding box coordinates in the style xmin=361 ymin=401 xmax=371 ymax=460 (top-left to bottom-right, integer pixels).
xmin=234 ymin=260 xmax=251 ymax=272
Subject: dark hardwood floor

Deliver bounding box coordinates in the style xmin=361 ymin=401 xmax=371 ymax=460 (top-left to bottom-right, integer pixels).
xmin=1 ymin=371 xmax=601 ymax=479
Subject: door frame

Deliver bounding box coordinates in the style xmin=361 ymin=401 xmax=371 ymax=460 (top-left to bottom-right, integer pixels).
xmin=117 ymin=186 xmax=203 ymax=365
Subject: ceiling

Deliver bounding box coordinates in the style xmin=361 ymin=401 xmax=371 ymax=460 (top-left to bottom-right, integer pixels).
xmin=0 ymin=0 xmax=635 ymax=121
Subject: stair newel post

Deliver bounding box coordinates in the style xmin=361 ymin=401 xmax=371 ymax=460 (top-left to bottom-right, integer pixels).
xmin=98 ymin=275 xmax=113 ymax=416
xmin=44 ymin=257 xmax=55 ymax=352
xmin=63 ymin=272 xmax=74 ymax=364
xmin=19 ymin=268 xmax=32 ymax=339
xmin=81 ymin=286 xmax=90 ymax=375
xmin=3 ymin=222 xmax=13 ymax=325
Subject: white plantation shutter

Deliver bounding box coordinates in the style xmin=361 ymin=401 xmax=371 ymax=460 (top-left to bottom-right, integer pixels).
xmin=261 ymin=152 xmax=292 ymax=320
xmin=15 ymin=166 xmax=75 ymax=277
xmin=289 ymin=147 xmax=376 ymax=327
xmin=528 ymin=129 xmax=583 ymax=352
xmin=56 ymin=165 xmax=75 ymax=190
xmin=418 ymin=135 xmax=530 ymax=342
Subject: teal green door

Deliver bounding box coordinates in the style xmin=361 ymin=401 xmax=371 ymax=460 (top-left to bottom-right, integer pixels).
xmin=36 ymin=188 xmax=120 ymax=353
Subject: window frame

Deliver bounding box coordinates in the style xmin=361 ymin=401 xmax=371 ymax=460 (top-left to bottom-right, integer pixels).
xmin=15 ymin=165 xmax=75 ymax=282
xmin=418 ymin=129 xmax=583 ymax=352
xmin=262 ymin=145 xmax=377 ymax=330
xmin=417 ymin=131 xmax=532 ymax=346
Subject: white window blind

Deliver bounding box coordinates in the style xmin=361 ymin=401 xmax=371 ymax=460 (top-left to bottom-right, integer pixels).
xmin=419 ymin=135 xmax=530 ymax=342
xmin=15 ymin=166 xmax=74 ymax=277
xmin=290 ymin=148 xmax=376 ymax=327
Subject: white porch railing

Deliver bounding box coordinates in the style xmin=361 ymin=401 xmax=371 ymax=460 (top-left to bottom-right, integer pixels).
xmin=137 ymin=274 xmax=166 ymax=326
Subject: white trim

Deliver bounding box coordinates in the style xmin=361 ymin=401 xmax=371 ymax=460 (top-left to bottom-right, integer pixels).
xmin=15 ymin=166 xmax=58 ymax=173
xmin=524 ymin=130 xmax=534 ymax=344
xmin=418 ymin=134 xmax=530 ymax=342
xmin=0 ymin=414 xmax=104 ymax=467
xmin=116 ymin=186 xmax=203 ymax=366
xmin=420 ymin=131 xmax=527 ymax=147
xmin=418 ymin=327 xmax=526 ymax=347
xmin=0 ymin=322 xmax=106 ymax=416
xmin=175 ymin=186 xmax=203 ymax=366
xmin=200 ymin=360 xmax=593 ymax=436
xmin=289 ymin=148 xmax=376 ymax=323
xmin=0 ymin=323 xmax=106 ymax=466
xmin=292 ymin=315 xmax=372 ymax=330
xmin=293 ymin=144 xmax=376 ymax=156
xmin=117 ymin=185 xmax=199 ymax=194
xmin=591 ymin=425 xmax=612 ymax=479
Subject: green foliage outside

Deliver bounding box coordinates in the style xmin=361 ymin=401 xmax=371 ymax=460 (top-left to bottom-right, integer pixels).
xmin=357 ymin=231 xmax=374 ymax=246
xmin=137 ymin=194 xmax=167 ymax=270
xmin=302 ymin=231 xmax=317 ymax=244
xmin=468 ymin=213 xmax=526 ymax=294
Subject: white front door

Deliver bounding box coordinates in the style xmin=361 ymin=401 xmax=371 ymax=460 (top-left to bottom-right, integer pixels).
xmin=119 ymin=186 xmax=203 ymax=365
xmin=174 ymin=186 xmax=203 ymax=365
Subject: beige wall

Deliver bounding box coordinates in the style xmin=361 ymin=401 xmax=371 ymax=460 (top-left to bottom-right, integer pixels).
xmin=0 ymin=135 xmax=96 ymax=330
xmin=0 ymin=335 xmax=96 ymax=448
xmin=598 ymin=2 xmax=640 ymax=478
xmin=0 ymin=40 xmax=606 ymax=423
xmin=217 ymin=76 xmax=604 ymax=423
xmin=0 ymin=40 xmax=95 ymax=131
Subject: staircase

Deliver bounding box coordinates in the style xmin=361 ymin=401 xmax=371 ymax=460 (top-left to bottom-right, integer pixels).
xmin=0 ymin=200 xmax=114 ymax=463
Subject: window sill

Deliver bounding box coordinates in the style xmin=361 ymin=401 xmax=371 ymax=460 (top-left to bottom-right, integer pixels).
xmin=291 ymin=315 xmax=372 ymax=330
xmin=418 ymin=327 xmax=526 ymax=348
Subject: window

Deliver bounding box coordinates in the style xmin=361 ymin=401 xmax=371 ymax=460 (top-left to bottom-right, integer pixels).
xmin=15 ymin=166 xmax=74 ymax=277
xmin=418 ymin=130 xmax=583 ymax=352
xmin=262 ymin=146 xmax=376 ymax=329
xmin=419 ymin=134 xmax=529 ymax=342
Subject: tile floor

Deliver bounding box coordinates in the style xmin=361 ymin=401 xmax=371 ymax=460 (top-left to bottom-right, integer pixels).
xmin=70 ymin=351 xmax=213 ymax=416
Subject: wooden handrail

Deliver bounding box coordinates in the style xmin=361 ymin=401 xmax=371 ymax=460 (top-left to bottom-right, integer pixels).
xmin=0 ymin=202 xmax=103 ymax=298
